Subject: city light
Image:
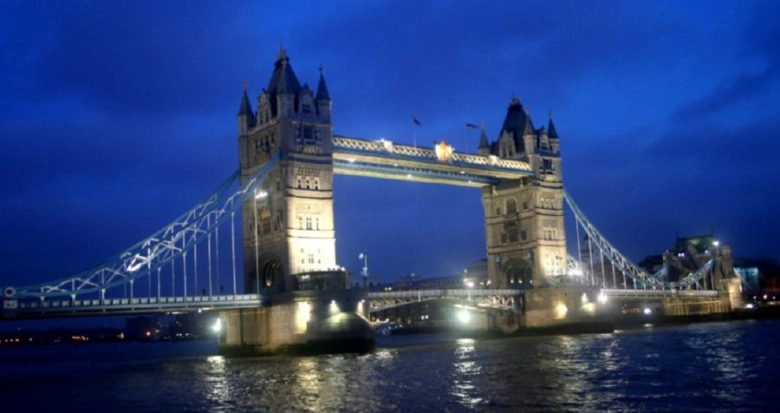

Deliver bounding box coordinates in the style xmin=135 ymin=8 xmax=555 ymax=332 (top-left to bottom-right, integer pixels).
xmin=597 ymin=292 xmax=608 ymax=304
xmin=456 ymin=309 xmax=471 ymax=324
xmin=296 ymin=301 xmax=311 ymax=333
xmin=643 ymin=307 xmax=653 ymax=315
xmin=554 ymin=303 xmax=568 ymax=319
xmin=254 ymin=190 xmax=268 ymax=199
xmin=211 ymin=318 xmax=222 ymax=333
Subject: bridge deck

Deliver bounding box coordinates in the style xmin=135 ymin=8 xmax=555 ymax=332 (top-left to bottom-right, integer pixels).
xmin=4 ymin=294 xmax=262 ymax=319
xmin=333 ymin=136 xmax=531 ymax=187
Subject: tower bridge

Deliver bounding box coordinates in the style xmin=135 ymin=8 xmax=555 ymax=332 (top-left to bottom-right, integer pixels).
xmin=1 ymin=49 xmax=743 ymax=353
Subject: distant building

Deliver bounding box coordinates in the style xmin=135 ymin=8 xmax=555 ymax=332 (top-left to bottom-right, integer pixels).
xmin=389 ymin=259 xmax=489 ymax=290
xmin=734 ymin=267 xmax=760 ymax=292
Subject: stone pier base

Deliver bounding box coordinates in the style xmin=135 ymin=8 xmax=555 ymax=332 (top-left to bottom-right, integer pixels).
xmin=218 ymin=290 xmax=374 ymax=356
xmin=522 ymin=286 xmax=609 ymax=328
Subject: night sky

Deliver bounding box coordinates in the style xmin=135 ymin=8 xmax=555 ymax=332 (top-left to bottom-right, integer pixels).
xmin=1 ymin=1 xmax=779 ymax=290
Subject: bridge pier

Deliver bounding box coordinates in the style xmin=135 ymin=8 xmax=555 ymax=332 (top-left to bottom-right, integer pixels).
xmin=519 ymin=286 xmax=611 ymax=331
xmin=218 ymin=289 xmax=373 ymax=356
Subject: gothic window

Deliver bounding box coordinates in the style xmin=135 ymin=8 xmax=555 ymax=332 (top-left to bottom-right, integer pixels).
xmin=297 ymin=216 xmax=303 ymax=229
xmin=314 ymin=179 xmax=320 ymax=190
xmin=296 ymin=177 xmax=302 ymax=189
xmin=308 ymin=253 xmax=315 ymax=264
xmin=523 ymin=201 xmax=528 ymax=210
xmin=496 ymin=207 xmax=501 ymax=216
xmin=302 ymin=103 xmax=312 ymax=114
xmin=506 ymin=199 xmax=517 ymax=214
xmin=315 ymin=217 xmax=320 ymax=230
xmin=521 ymin=230 xmax=527 ymax=241
xmin=305 ymin=179 xmax=311 ymax=189
xmin=262 ymin=218 xmax=271 ymax=234
xmin=508 ymin=227 xmax=519 ymax=243
xmin=302 ymin=126 xmax=313 ymax=142
xmin=305 ymin=217 xmax=313 ymax=230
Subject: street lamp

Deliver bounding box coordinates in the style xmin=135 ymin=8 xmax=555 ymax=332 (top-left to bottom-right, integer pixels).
xmin=359 ymin=252 xmax=369 ymax=287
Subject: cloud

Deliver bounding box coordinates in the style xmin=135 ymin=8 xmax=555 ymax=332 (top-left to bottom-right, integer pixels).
xmin=673 ymin=66 xmax=779 ymax=120
xmin=672 ymin=2 xmax=780 ymax=121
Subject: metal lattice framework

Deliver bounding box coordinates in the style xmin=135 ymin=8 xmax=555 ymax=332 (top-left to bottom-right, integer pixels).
xmin=563 ymin=190 xmax=714 ymax=290
xmin=12 ymin=154 xmax=281 ymax=301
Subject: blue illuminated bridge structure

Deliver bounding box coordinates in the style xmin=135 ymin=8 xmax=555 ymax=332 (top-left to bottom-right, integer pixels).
xmin=1 ymin=137 xmax=719 ymax=319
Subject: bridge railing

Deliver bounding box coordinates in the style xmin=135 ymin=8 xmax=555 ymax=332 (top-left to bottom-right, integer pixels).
xmin=333 ymin=136 xmax=531 ymax=171
xmin=367 ymin=288 xmax=524 ymax=299
xmin=601 ymin=288 xmax=719 ymax=298
xmin=14 ymin=294 xmax=262 ymax=314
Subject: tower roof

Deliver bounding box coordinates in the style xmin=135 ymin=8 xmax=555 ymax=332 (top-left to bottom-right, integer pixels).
xmin=500 ymin=96 xmax=533 ymax=149
xmin=316 ymin=66 xmax=331 ymax=101
xmin=266 ymin=48 xmax=302 ymax=96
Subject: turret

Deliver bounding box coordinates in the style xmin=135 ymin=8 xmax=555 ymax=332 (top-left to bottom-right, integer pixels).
xmin=315 ymin=66 xmax=332 ymax=121
xmin=478 ymin=126 xmax=490 ymax=156
xmin=547 ymin=114 xmax=560 ymax=154
xmin=237 ymin=85 xmax=254 ymax=136
xmin=522 ymin=116 xmax=536 ymax=156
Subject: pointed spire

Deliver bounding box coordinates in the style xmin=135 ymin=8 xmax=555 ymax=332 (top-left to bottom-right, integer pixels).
xmin=478 ymin=125 xmax=489 ymax=149
xmin=237 ymin=82 xmax=253 ymax=116
xmin=547 ymin=110 xmax=559 ymax=140
xmin=316 ymin=65 xmax=331 ymax=101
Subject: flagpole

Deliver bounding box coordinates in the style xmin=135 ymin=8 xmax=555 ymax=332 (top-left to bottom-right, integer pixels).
xmin=465 ymin=122 xmax=479 ymax=156
xmin=412 ymin=117 xmax=421 ymax=148
xmin=463 ymin=125 xmax=467 ymax=155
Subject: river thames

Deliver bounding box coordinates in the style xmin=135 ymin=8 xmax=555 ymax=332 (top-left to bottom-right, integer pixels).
xmin=1 ymin=319 xmax=778 ymax=412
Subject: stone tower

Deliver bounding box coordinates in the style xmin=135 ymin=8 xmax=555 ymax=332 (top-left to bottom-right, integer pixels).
xmin=481 ymin=97 xmax=565 ymax=288
xmin=237 ymin=48 xmax=336 ymax=295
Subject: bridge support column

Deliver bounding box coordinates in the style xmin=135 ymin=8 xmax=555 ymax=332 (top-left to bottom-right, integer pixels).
xmin=521 ymin=286 xmax=611 ymax=330
xmin=481 ymin=177 xmax=566 ymax=289
xmin=218 ymin=290 xmax=373 ymax=356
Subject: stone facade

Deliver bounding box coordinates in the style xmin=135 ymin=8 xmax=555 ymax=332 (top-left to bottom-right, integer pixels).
xmin=481 ymin=98 xmax=566 ymax=288
xmin=237 ymin=49 xmax=337 ymax=294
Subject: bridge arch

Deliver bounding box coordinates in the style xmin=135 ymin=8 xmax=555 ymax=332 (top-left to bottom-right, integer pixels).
xmin=260 ymin=256 xmax=284 ymax=293
xmin=504 ymin=258 xmax=534 ymax=289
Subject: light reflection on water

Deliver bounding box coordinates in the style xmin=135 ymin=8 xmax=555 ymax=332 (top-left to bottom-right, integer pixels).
xmin=1 ymin=320 xmax=779 ymax=411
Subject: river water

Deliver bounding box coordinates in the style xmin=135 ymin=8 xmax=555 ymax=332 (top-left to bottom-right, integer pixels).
xmin=1 ymin=319 xmax=778 ymax=412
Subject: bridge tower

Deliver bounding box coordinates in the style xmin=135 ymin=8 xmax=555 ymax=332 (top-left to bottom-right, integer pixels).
xmin=481 ymin=98 xmax=566 ymax=289
xmin=237 ymin=48 xmax=337 ymax=296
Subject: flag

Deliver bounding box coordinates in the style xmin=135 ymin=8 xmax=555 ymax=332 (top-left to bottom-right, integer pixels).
xmin=413 ymin=117 xmax=421 ymax=126
xmin=465 ymin=123 xmax=479 ymax=128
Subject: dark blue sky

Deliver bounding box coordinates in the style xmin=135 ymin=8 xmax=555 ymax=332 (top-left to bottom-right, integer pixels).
xmin=1 ymin=1 xmax=779 ymax=289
